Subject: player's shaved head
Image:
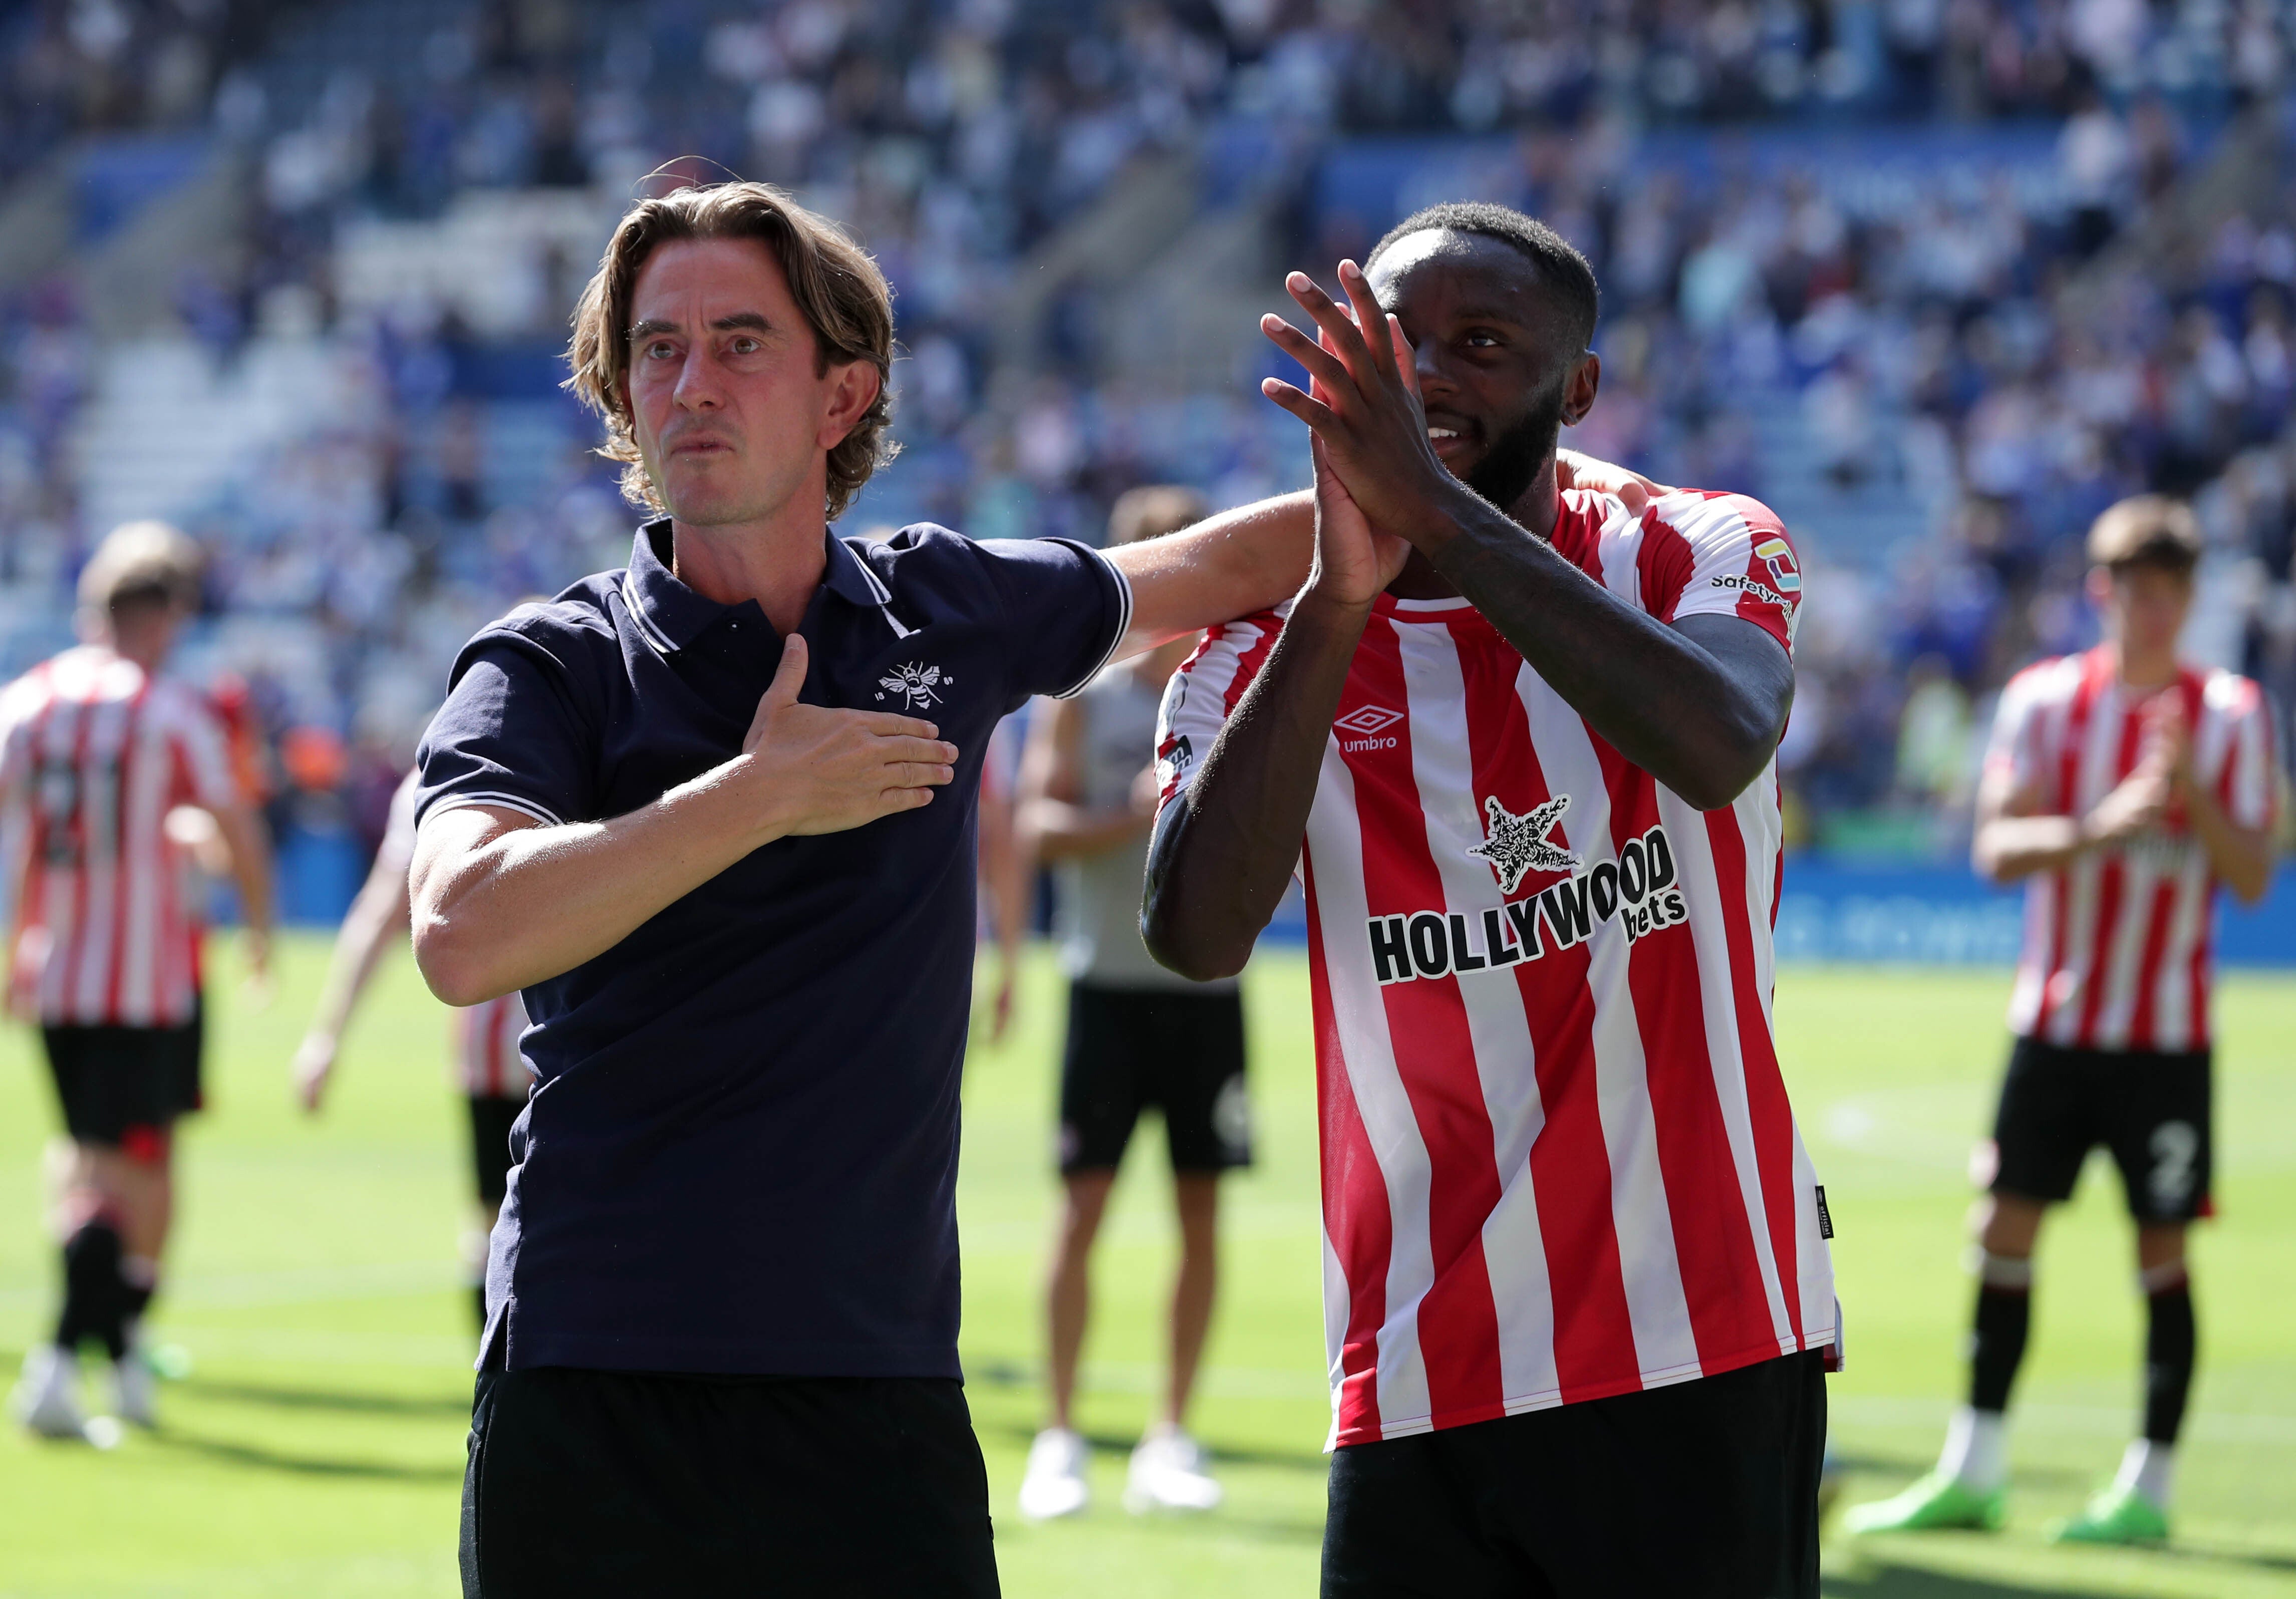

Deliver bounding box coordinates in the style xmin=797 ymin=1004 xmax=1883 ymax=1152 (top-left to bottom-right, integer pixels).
xmin=1368 ymin=202 xmax=1599 ymax=355
xmin=1361 ymin=211 xmax=1603 ymax=520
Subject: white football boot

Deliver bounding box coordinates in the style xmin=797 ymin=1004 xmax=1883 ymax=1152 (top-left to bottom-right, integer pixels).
xmin=111 ymin=1340 xmax=158 ymax=1429
xmin=10 ymin=1346 xmax=114 ymax=1445
xmin=1124 ymin=1425 xmax=1223 ymax=1513
xmin=1017 ymin=1427 xmax=1091 ymax=1520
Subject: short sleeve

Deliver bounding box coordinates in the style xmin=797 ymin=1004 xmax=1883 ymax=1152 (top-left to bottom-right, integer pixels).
xmin=1983 ymin=668 xmax=2051 ymax=797
xmin=0 ymin=676 xmax=40 ymax=803
xmin=168 ymin=692 xmax=240 ymax=812
xmin=975 ymin=537 xmax=1132 ymax=704
xmin=1154 ymin=607 xmax=1287 ymax=809
xmin=415 ymin=634 xmax=597 ymax=830
xmin=1641 ymin=491 xmax=1801 ymax=655
xmin=2214 ymin=677 xmax=2278 ymax=832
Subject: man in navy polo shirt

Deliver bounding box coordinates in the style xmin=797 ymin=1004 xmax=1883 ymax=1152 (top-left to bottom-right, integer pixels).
xmin=411 ymin=181 xmax=1322 ymax=1596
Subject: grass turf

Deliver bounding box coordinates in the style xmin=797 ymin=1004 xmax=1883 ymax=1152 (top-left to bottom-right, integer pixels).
xmin=1 ymin=933 xmax=2292 ymax=1597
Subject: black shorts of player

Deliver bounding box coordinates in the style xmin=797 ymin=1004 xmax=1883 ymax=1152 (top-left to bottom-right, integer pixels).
xmin=1989 ymin=1036 xmax=2213 ymax=1223
xmin=1059 ymin=980 xmax=1250 ymax=1175
xmin=1323 ymin=1349 xmax=1826 ymax=1599
xmin=459 ymin=1365 xmax=998 ymax=1598
xmin=466 ymin=1095 xmax=525 ymax=1208
xmin=42 ymin=1005 xmax=204 ymax=1149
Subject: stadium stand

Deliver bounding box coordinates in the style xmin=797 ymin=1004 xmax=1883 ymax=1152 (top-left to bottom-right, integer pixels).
xmin=5 ymin=0 xmax=2296 ymax=902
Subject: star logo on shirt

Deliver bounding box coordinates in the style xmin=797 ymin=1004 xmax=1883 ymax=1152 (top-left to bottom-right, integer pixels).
xmin=1466 ymin=793 xmax=1581 ymax=895
xmin=876 ymin=661 xmax=944 ymax=710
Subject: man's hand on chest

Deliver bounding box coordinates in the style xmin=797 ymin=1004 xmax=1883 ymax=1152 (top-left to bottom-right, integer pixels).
xmin=738 ymin=634 xmax=960 ymax=840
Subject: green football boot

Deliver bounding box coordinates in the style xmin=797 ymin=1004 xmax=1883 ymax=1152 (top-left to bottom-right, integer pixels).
xmin=2047 ymin=1486 xmax=2168 ymax=1545
xmin=1842 ymin=1471 xmax=2006 ymax=1534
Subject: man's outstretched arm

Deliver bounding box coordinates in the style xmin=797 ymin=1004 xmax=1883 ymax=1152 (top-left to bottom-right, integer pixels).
xmin=1143 ymin=440 xmax=1409 ymax=980
xmin=1261 ymin=263 xmax=1793 ymax=811
xmin=1105 ymin=491 xmax=1310 ymax=658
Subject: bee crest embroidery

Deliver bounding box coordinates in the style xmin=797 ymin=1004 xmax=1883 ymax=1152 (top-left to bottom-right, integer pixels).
xmin=878 ymin=661 xmax=943 ymax=711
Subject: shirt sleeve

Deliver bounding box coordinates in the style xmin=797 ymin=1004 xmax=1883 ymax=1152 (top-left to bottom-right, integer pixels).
xmin=169 ymin=692 xmax=241 ymax=812
xmin=2213 ymin=676 xmax=2278 ymax=833
xmin=415 ymin=631 xmax=598 ymax=829
xmin=1639 ymin=491 xmax=1802 ymax=655
xmin=0 ymin=678 xmax=37 ymax=805
xmin=1154 ymin=607 xmax=1287 ymax=809
xmin=975 ymin=537 xmax=1133 ymax=704
xmin=1983 ymin=668 xmax=2050 ymax=798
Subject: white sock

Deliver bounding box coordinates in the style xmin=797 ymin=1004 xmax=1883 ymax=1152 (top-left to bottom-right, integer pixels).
xmin=1937 ymin=1405 xmax=2007 ymax=1491
xmin=2113 ymin=1438 xmax=2174 ymax=1508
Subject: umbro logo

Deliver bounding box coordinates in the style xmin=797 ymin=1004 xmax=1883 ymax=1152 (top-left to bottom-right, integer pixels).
xmin=1336 ymin=704 xmax=1403 ymax=753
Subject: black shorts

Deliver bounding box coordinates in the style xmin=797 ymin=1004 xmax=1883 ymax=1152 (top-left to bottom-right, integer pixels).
xmin=460 ymin=1366 xmax=998 ymax=1598
xmin=467 ymin=1095 xmax=526 ymax=1208
xmin=1323 ymin=1350 xmax=1826 ymax=1599
xmin=42 ymin=1009 xmax=204 ymax=1149
xmin=1058 ymin=980 xmax=1250 ymax=1175
xmin=1987 ymin=1036 xmax=2213 ymax=1223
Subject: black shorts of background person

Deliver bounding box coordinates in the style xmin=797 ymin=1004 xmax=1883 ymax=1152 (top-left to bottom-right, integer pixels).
xmin=1057 ymin=983 xmax=1251 ymax=1175
xmin=1323 ymin=1349 xmax=1827 ymax=1598
xmin=44 ymin=1009 xmax=205 ymax=1152
xmin=1984 ymin=1037 xmax=2212 ymax=1222
xmin=461 ymin=1365 xmax=998 ymax=1598
xmin=465 ymin=1095 xmax=526 ymax=1210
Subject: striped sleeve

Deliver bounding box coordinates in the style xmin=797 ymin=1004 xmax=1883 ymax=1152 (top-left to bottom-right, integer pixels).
xmin=1984 ymin=664 xmax=2056 ymax=794
xmin=2211 ymin=674 xmax=2278 ymax=831
xmin=0 ymin=673 xmax=40 ymax=802
xmin=1640 ymin=491 xmax=1802 ymax=654
xmin=1154 ymin=606 xmax=1286 ymax=806
xmin=166 ymin=689 xmax=240 ymax=811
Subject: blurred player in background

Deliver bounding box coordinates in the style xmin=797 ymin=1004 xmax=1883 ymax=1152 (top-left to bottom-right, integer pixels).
xmin=292 ymin=766 xmax=530 ymax=1331
xmin=1848 ymin=497 xmax=2276 ymax=1547
xmin=1149 ymin=209 xmax=1838 ymax=1597
xmin=1016 ymin=485 xmax=1252 ymax=1522
xmin=975 ymin=710 xmax=1027 ymax=1041
xmin=3 ymin=521 xmax=274 ymax=1442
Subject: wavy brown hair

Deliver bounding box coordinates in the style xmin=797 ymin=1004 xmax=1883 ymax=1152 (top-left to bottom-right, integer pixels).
xmin=565 ymin=180 xmax=898 ymax=520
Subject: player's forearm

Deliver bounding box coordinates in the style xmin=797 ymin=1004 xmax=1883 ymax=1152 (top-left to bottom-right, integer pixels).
xmin=1109 ymin=491 xmax=1313 ymax=656
xmin=217 ymin=806 xmax=276 ymax=934
xmin=1021 ymin=798 xmax=1149 ymax=860
xmin=978 ymin=802 xmax=1028 ymax=961
xmin=1143 ymin=592 xmax=1363 ymax=980
xmin=303 ymin=871 xmax=410 ymax=1049
xmin=1972 ymin=814 xmax=2092 ymax=881
xmin=414 ymin=756 xmax=798 ymax=1004
xmin=1409 ymin=483 xmax=1786 ymax=808
xmin=2181 ymin=781 xmax=2273 ymax=903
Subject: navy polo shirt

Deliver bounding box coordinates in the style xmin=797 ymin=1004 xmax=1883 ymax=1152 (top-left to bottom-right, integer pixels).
xmin=414 ymin=517 xmax=1131 ymax=1376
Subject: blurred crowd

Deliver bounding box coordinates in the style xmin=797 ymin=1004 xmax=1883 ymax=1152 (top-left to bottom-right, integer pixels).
xmin=1518 ymin=104 xmax=2296 ymax=849
xmin=7 ymin=0 xmax=2296 ymax=878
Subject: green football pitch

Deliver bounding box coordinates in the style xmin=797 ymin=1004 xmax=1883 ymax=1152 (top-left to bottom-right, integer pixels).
xmin=3 ymin=936 xmax=2293 ymax=1598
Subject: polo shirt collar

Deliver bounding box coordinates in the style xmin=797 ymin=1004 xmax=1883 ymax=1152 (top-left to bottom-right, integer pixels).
xmin=621 ymin=518 xmax=893 ymax=653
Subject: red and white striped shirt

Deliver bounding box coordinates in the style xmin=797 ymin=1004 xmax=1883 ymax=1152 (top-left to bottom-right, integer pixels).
xmin=457 ymin=992 xmax=531 ymax=1099
xmin=1157 ymin=488 xmax=1838 ymax=1448
xmin=378 ymin=768 xmax=531 ymax=1098
xmin=1989 ymin=648 xmax=2276 ymax=1052
xmin=0 ymin=646 xmax=239 ymax=1027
